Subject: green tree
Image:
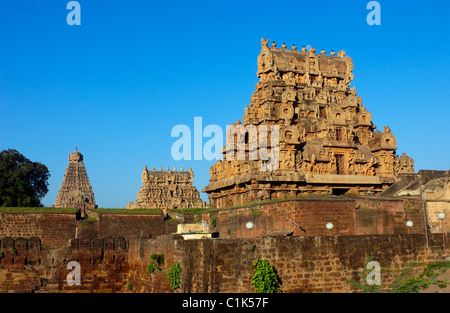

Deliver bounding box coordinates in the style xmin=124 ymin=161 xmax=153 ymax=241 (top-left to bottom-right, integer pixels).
xmin=0 ymin=149 xmax=50 ymax=207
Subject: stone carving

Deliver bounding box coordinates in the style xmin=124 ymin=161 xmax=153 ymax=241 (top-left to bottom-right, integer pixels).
xmin=203 ymin=39 xmax=415 ymax=208
xmin=125 ymin=167 xmax=207 ymax=211
xmin=54 ymin=148 xmax=97 ymax=210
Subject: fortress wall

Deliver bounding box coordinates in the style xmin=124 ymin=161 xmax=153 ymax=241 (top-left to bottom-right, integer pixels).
xmin=0 ymin=198 xmax=429 ymax=252
xmin=126 ymin=233 xmax=445 ymax=293
xmin=0 ymin=213 xmax=76 ymax=249
xmin=181 ymin=199 xmax=427 ymax=238
xmin=94 ymin=213 xmax=177 ymax=239
xmin=0 ymin=212 xmax=178 ymax=249
xmin=0 ymin=233 xmax=446 ymax=293
xmin=426 ymin=201 xmax=450 ymax=233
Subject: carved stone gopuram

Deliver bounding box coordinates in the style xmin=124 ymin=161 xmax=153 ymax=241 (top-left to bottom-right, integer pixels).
xmin=54 ymin=148 xmax=97 ymax=210
xmin=203 ymin=39 xmax=415 ymax=208
xmin=125 ymin=166 xmax=207 ymax=211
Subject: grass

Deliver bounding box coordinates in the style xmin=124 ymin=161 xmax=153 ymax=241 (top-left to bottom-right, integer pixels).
xmin=171 ymin=207 xmax=220 ymax=214
xmin=92 ymin=208 xmax=162 ymax=214
xmin=0 ymin=207 xmax=79 ymax=214
xmin=220 ymin=194 xmax=334 ymax=210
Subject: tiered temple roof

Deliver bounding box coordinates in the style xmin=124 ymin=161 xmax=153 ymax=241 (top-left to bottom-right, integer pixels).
xmin=125 ymin=166 xmax=207 ymax=211
xmin=54 ymin=148 xmax=96 ymax=209
xmin=203 ymin=39 xmax=415 ymax=208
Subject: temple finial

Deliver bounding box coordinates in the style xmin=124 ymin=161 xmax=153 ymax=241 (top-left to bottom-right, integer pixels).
xmin=75 ymin=146 xmax=77 ymax=151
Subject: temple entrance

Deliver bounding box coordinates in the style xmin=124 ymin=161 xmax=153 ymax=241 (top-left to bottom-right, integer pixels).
xmin=335 ymin=154 xmax=345 ymax=174
xmin=332 ymin=188 xmax=350 ymax=196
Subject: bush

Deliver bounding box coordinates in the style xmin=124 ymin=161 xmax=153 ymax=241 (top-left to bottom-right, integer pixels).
xmin=167 ymin=262 xmax=181 ymax=290
xmin=151 ymin=253 xmax=164 ymax=265
xmin=146 ymin=261 xmax=160 ymax=274
xmin=211 ymin=216 xmax=217 ymax=228
xmin=251 ymin=259 xmax=281 ymax=293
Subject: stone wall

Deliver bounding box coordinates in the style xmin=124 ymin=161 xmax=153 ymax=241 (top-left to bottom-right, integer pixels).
xmin=78 ymin=213 xmax=178 ymax=239
xmin=118 ymin=233 xmax=448 ymax=293
xmin=0 ymin=233 xmax=447 ymax=293
xmin=178 ymin=197 xmax=427 ymax=238
xmin=0 ymin=211 xmax=178 ymax=249
xmin=426 ymin=200 xmax=450 ymax=233
xmin=0 ymin=213 xmax=77 ymax=249
xmin=0 ymin=237 xmax=129 ymax=293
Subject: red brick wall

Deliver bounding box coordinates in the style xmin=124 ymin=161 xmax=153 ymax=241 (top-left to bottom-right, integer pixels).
xmin=0 ymin=212 xmax=178 ymax=249
xmin=96 ymin=214 xmax=177 ymax=239
xmin=181 ymin=198 xmax=426 ymax=238
xmin=126 ymin=233 xmax=445 ymax=293
xmin=0 ymin=213 xmax=76 ymax=249
xmin=0 ymin=233 xmax=446 ymax=293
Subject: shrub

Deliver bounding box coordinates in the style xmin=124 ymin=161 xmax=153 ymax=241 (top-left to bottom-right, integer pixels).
xmin=147 ymin=261 xmax=160 ymax=274
xmin=167 ymin=262 xmax=181 ymax=290
xmin=151 ymin=253 xmax=164 ymax=265
xmin=251 ymin=259 xmax=281 ymax=293
xmin=211 ymin=216 xmax=217 ymax=228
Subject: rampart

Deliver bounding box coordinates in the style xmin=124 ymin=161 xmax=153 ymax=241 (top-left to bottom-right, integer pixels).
xmin=0 ymin=234 xmax=447 ymax=293
xmin=0 ymin=211 xmax=177 ymax=249
xmin=175 ymin=196 xmax=427 ymax=238
xmin=0 ymin=197 xmax=448 ymax=293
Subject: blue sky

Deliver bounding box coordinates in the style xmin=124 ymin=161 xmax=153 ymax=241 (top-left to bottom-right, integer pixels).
xmin=0 ymin=0 xmax=449 ymax=208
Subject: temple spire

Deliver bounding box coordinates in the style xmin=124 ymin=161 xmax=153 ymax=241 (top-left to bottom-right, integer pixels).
xmin=55 ymin=148 xmax=96 ymax=210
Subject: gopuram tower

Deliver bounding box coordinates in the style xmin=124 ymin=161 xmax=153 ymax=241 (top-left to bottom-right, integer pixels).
xmin=54 ymin=147 xmax=97 ymax=210
xmin=125 ymin=166 xmax=207 ymax=212
xmin=203 ymin=39 xmax=415 ymax=208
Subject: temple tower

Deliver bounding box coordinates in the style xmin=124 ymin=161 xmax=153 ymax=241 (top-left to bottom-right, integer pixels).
xmin=55 ymin=147 xmax=97 ymax=210
xmin=125 ymin=166 xmax=207 ymax=211
xmin=203 ymin=39 xmax=415 ymax=208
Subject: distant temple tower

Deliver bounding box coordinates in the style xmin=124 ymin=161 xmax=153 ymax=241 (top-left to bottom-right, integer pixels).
xmin=125 ymin=166 xmax=207 ymax=211
xmin=54 ymin=147 xmax=97 ymax=210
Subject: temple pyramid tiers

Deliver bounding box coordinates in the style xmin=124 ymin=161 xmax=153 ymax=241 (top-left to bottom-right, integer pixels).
xmin=125 ymin=166 xmax=207 ymax=211
xmin=203 ymin=39 xmax=415 ymax=208
xmin=54 ymin=147 xmax=97 ymax=210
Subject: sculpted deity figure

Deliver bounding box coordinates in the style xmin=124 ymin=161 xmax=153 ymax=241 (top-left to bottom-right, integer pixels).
xmin=283 ymin=72 xmax=296 ymax=85
xmin=142 ymin=166 xmax=149 ymax=184
xmin=328 ymin=151 xmax=336 ymax=172
xmin=296 ymin=73 xmax=305 ymax=84
xmin=348 ymin=153 xmax=355 ymax=173
xmin=365 ymin=157 xmax=375 ymax=176
xmin=312 ymin=73 xmax=323 ymax=87
xmin=309 ymin=154 xmax=316 ymax=174
xmin=347 ymin=125 xmax=355 ymax=142
xmin=305 ymin=71 xmax=311 ymax=86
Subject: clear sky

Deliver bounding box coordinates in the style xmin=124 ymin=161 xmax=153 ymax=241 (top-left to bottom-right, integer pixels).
xmin=1 ymin=0 xmax=449 ymax=208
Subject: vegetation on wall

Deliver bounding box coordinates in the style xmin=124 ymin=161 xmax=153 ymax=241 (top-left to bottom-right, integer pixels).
xmin=146 ymin=261 xmax=160 ymax=274
xmin=211 ymin=216 xmax=218 ymax=228
xmin=251 ymin=259 xmax=281 ymax=293
xmin=348 ymin=257 xmax=450 ymax=293
xmin=390 ymin=261 xmax=450 ymax=293
xmin=167 ymin=262 xmax=181 ymax=290
xmin=151 ymin=253 xmax=164 ymax=266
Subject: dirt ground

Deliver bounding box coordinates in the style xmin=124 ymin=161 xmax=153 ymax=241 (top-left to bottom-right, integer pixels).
xmin=420 ymin=269 xmax=450 ymax=293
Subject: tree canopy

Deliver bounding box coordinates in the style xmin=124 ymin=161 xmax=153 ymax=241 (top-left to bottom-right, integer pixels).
xmin=0 ymin=149 xmax=50 ymax=207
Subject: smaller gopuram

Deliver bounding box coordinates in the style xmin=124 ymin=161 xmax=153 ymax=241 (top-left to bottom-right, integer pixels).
xmin=125 ymin=166 xmax=207 ymax=211
xmin=54 ymin=147 xmax=97 ymax=210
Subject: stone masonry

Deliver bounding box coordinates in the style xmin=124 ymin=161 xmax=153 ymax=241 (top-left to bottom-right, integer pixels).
xmin=54 ymin=148 xmax=97 ymax=210
xmin=203 ymin=39 xmax=415 ymax=208
xmin=125 ymin=166 xmax=207 ymax=211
